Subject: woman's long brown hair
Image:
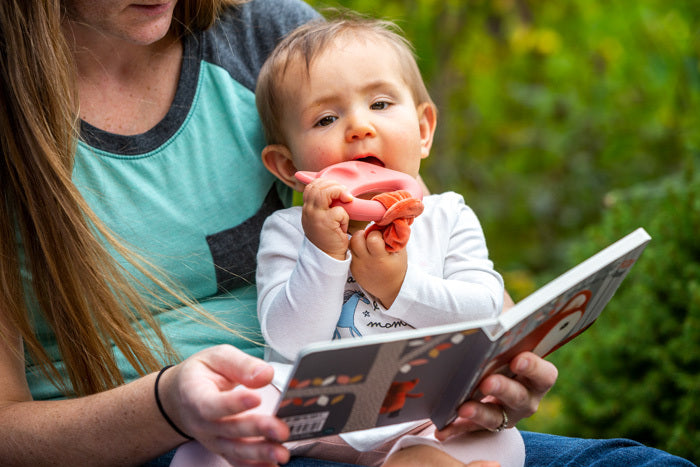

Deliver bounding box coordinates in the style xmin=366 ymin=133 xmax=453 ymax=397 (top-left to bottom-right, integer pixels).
xmin=0 ymin=0 xmax=245 ymax=396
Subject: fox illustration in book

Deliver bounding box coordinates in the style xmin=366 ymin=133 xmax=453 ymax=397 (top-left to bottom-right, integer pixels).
xmin=479 ymin=290 xmax=592 ymax=386
xmin=380 ymin=379 xmax=424 ymax=417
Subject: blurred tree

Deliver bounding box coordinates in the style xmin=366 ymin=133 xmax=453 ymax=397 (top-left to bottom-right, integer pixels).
xmin=539 ymin=165 xmax=700 ymax=461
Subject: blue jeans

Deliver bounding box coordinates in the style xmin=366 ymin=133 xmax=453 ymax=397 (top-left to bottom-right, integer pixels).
xmin=521 ymin=431 xmax=696 ymax=467
xmin=142 ymin=431 xmax=696 ymax=466
xmin=286 ymin=432 xmax=696 ymax=467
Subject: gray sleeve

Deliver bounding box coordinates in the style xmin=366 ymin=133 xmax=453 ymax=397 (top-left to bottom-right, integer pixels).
xmin=202 ymin=0 xmax=321 ymax=91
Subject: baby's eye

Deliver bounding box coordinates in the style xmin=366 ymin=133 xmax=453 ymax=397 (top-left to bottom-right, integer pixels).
xmin=370 ymin=101 xmax=391 ymax=110
xmin=315 ymin=116 xmax=337 ymax=127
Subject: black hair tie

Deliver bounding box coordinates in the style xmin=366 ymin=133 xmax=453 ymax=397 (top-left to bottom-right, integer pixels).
xmin=155 ymin=365 xmax=194 ymax=440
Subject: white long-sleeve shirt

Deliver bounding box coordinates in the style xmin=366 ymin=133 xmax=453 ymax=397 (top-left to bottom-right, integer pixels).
xmin=256 ymin=191 xmax=504 ymax=363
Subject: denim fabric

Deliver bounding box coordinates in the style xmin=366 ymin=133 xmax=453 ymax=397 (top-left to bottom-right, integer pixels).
xmin=521 ymin=431 xmax=696 ymax=467
xmin=141 ymin=449 xmax=177 ymax=467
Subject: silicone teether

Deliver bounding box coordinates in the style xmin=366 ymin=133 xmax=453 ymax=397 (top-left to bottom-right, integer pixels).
xmin=294 ymin=161 xmax=423 ymax=221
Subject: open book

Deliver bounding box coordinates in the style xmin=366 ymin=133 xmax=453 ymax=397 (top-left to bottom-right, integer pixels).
xmin=275 ymin=228 xmax=651 ymax=441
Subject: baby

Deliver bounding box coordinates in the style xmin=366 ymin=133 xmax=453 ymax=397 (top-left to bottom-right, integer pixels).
xmin=253 ymin=13 xmax=523 ymax=467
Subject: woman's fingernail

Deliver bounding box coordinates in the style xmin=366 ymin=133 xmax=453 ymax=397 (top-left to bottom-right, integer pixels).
xmin=515 ymin=358 xmax=530 ymax=373
xmin=241 ymin=394 xmax=259 ymax=409
xmin=267 ymin=428 xmax=282 ymax=442
xmin=252 ymin=364 xmax=268 ymax=378
xmin=462 ymin=404 xmax=477 ymax=419
xmin=269 ymin=446 xmax=284 ymax=462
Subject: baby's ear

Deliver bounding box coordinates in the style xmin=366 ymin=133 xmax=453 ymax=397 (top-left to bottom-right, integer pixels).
xmin=417 ymin=102 xmax=437 ymax=160
xmin=261 ymin=145 xmax=304 ymax=191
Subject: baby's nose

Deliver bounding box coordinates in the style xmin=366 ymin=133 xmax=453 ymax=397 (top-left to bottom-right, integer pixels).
xmin=345 ymin=112 xmax=376 ymax=141
xmin=346 ymin=122 xmax=375 ymax=141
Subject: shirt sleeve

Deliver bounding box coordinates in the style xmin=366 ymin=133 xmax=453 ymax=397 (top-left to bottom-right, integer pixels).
xmin=256 ymin=209 xmax=351 ymax=361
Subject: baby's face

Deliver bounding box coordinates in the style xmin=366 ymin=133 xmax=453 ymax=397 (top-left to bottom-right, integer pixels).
xmin=278 ymin=36 xmax=433 ymax=178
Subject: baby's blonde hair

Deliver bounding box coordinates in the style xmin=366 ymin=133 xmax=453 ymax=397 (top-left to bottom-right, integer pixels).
xmin=256 ymin=12 xmax=435 ymax=145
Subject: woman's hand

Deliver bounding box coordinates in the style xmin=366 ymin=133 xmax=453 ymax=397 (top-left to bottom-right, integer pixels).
xmin=159 ymin=345 xmax=290 ymax=466
xmin=435 ymin=351 xmax=558 ymax=441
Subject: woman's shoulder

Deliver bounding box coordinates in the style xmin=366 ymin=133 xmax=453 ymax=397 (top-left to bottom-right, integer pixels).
xmin=202 ymin=0 xmax=319 ymax=91
xmin=227 ymin=0 xmax=320 ymax=26
xmin=220 ymin=0 xmax=319 ymax=35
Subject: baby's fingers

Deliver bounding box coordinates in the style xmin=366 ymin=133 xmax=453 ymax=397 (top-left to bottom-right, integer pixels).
xmin=302 ymin=179 xmax=352 ymax=208
xmin=364 ymin=229 xmax=388 ymax=255
xmin=349 ymin=229 xmax=385 ymax=257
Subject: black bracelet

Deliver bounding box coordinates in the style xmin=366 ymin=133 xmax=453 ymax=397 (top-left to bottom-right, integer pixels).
xmin=155 ymin=365 xmax=194 ymax=440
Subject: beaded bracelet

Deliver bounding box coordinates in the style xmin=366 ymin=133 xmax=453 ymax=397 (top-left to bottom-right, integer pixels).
xmin=155 ymin=365 xmax=194 ymax=440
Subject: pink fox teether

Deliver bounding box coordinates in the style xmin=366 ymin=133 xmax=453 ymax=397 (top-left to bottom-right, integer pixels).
xmin=294 ymin=161 xmax=424 ymax=221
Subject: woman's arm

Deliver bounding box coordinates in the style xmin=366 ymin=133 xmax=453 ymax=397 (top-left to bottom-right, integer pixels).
xmin=0 ymin=369 xmax=176 ymax=465
xmin=0 ymin=312 xmax=288 ymax=466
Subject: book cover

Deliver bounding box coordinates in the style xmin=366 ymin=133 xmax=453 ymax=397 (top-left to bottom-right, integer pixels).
xmin=276 ymin=228 xmax=651 ymax=440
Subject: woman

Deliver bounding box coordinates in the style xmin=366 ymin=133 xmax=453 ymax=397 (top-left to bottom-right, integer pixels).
xmin=0 ymin=1 xmax=689 ymax=466
xmin=1 ymin=1 xmax=311 ymax=464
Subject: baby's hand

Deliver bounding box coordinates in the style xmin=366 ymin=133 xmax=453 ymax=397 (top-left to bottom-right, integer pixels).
xmin=349 ymin=229 xmax=407 ymax=308
xmin=301 ymin=178 xmax=353 ymax=260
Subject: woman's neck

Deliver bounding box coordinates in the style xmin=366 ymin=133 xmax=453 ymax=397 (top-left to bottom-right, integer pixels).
xmin=64 ymin=23 xmax=183 ymax=136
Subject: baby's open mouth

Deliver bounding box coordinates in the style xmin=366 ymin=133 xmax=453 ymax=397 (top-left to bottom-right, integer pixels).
xmin=354 ymin=156 xmax=385 ymax=167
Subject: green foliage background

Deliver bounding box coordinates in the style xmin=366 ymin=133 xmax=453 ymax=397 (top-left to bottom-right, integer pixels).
xmin=544 ymin=169 xmax=700 ymax=460
xmin=304 ymin=0 xmax=699 ymax=461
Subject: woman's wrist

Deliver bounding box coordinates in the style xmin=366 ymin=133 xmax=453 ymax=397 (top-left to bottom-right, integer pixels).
xmin=155 ymin=365 xmax=193 ymax=440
